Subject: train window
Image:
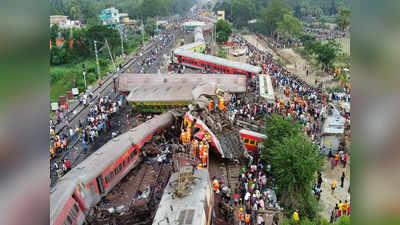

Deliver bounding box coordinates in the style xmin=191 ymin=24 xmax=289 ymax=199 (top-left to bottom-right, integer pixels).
xmin=118 ymin=164 xmax=123 ymax=172
xmin=243 ymin=138 xmax=249 ymax=144
xmin=123 ymin=158 xmax=129 ymax=167
xmin=106 ymin=171 xmax=113 ymax=184
xmin=250 ymin=140 xmax=256 ymax=145
xmin=73 ymin=204 xmax=80 ymax=216
xmin=65 ymin=216 xmax=73 ymax=225
xmin=130 ymin=150 xmax=137 ymax=160
xmin=69 ymin=206 xmax=78 ymax=220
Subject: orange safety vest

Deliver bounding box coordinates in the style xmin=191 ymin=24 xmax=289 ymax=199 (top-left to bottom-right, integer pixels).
xmin=238 ymin=212 xmax=244 ymax=221
xmin=245 ymin=214 xmax=250 ymax=223
xmin=180 ymin=131 xmax=186 ymax=144
xmin=202 ymin=152 xmax=207 ymax=165
xmin=208 ymin=101 xmax=213 ymax=111
xmin=199 ymin=142 xmax=204 ymax=157
xmin=186 ymin=128 xmax=191 ymax=142
xmin=203 ymin=142 xmax=209 ymax=154
xmin=213 ymin=179 xmax=219 ymax=189
xmin=192 ymin=139 xmax=198 ymax=157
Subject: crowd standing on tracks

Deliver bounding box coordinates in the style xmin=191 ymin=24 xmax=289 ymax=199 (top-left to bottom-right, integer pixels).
xmin=50 ymin=91 xmax=123 ymax=181
xmin=204 ymin=34 xmax=351 ymax=224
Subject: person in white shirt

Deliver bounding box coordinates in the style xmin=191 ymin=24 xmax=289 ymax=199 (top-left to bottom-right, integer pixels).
xmin=257 ymin=214 xmax=264 ymax=225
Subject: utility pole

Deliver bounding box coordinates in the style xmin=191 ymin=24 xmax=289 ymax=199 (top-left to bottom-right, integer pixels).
xmin=105 ymin=39 xmax=116 ymax=69
xmin=119 ymin=25 xmax=124 ymax=57
xmin=141 ymin=20 xmax=145 ymax=45
xmin=94 ymin=40 xmax=101 ymax=81
xmin=82 ymin=64 xmax=87 ymax=90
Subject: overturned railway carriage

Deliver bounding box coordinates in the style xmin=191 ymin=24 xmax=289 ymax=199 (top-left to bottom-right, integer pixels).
xmin=50 ymin=112 xmax=176 ymax=225
xmin=152 ymin=167 xmax=213 ymax=225
xmin=184 ymin=111 xmax=248 ymax=160
xmin=239 ymin=129 xmax=267 ymax=152
xmin=172 ymin=25 xmax=261 ymax=78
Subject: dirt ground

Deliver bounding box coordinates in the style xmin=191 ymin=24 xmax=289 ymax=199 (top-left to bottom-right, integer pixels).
xmin=319 ymin=158 xmax=351 ymax=220
xmin=277 ymin=48 xmax=335 ymax=88
xmin=226 ymin=46 xmax=249 ymax=63
xmin=243 ymin=35 xmax=278 ymax=58
xmin=243 ymin=34 xmax=340 ymax=89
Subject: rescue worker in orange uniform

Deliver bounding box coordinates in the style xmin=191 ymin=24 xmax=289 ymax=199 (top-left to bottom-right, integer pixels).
xmin=202 ymin=149 xmax=208 ymax=167
xmin=208 ymin=99 xmax=214 ymax=111
xmin=54 ymin=138 xmax=61 ymax=153
xmin=244 ymin=213 xmax=251 ymax=225
xmin=238 ymin=208 xmax=244 ymax=225
xmin=202 ymin=141 xmax=209 ymax=167
xmin=180 ymin=129 xmax=186 ymax=144
xmin=186 ymin=126 xmax=191 ymax=142
xmin=199 ymin=141 xmax=204 ymax=161
xmin=192 ymin=139 xmax=198 ymax=158
xmin=49 ymin=146 xmax=55 ymax=159
xmin=218 ymin=96 xmax=226 ymax=112
xmin=212 ymin=177 xmax=220 ymax=193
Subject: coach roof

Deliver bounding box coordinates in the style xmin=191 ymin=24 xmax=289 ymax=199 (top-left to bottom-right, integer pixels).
xmin=174 ymin=48 xmax=261 ymax=73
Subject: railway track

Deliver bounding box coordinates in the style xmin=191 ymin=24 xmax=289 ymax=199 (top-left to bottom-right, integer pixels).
xmin=223 ymin=161 xmax=242 ymax=189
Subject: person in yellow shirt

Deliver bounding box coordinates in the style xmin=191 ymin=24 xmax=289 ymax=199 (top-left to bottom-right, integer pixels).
xmin=331 ymin=181 xmax=337 ymax=194
xmin=292 ymin=209 xmax=299 ymax=222
xmin=338 ymin=200 xmax=343 ymax=217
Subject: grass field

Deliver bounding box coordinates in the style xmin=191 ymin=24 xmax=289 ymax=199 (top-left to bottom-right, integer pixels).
xmin=324 ymin=37 xmax=350 ymax=55
xmin=338 ymin=37 xmax=350 ymax=55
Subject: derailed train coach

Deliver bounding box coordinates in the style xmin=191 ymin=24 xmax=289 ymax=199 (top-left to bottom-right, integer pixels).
xmin=50 ymin=112 xmax=176 ymax=225
xmin=172 ymin=24 xmax=261 ymax=78
xmin=152 ymin=167 xmax=213 ymax=225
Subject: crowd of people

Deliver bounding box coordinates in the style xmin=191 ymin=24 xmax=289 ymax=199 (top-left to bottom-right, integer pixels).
xmin=50 ymin=92 xmax=124 ymax=180
xmin=220 ymin=34 xmax=351 ymax=224
xmin=303 ymin=25 xmax=349 ymax=41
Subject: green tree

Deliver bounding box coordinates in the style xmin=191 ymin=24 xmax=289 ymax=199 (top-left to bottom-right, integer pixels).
xmin=312 ymin=39 xmax=341 ymax=71
xmin=299 ymin=33 xmax=317 ymax=54
xmin=263 ymin=114 xmax=303 ymax=148
xmin=262 ymin=114 xmax=323 ymax=219
xmin=263 ymin=134 xmax=323 ymax=218
xmin=276 ymin=14 xmax=303 ymax=44
xmin=50 ymin=24 xmax=60 ymax=43
xmin=216 ymin=19 xmax=232 ymax=43
xmin=260 ymin=0 xmax=292 ymax=36
xmin=87 ymin=25 xmax=120 ymax=55
xmin=50 ymin=45 xmax=68 ymax=65
xmin=231 ymin=0 xmax=256 ymax=28
xmin=144 ymin=18 xmax=157 ymax=37
xmin=337 ymin=7 xmax=350 ymax=31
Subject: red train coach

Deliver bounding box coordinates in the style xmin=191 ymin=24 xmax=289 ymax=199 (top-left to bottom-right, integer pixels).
xmin=172 ymin=25 xmax=261 ymax=78
xmin=50 ymin=112 xmax=176 ymax=225
xmin=239 ymin=129 xmax=267 ymax=151
xmin=173 ymin=48 xmax=261 ymax=78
